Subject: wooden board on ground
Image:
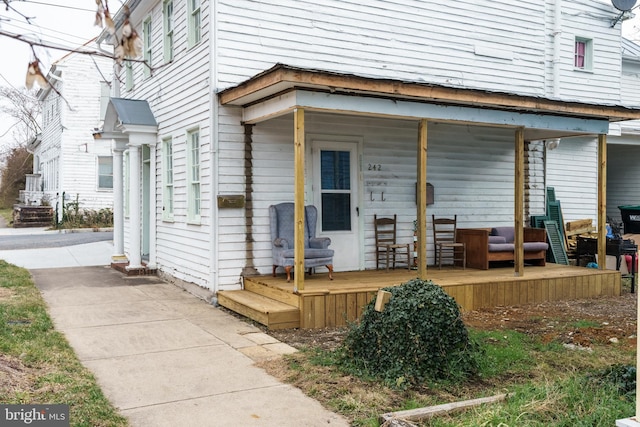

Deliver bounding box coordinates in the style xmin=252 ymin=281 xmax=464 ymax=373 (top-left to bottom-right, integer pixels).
xmin=380 ymin=394 xmax=509 ymax=424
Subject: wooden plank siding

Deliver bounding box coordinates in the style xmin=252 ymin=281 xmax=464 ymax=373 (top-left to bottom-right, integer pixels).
xmin=545 ymin=137 xmax=599 ymax=223
xmin=241 ymin=112 xmax=538 ymax=288
xmin=216 ymin=0 xmax=620 ymax=102
xmin=122 ymin=0 xmax=215 ymax=289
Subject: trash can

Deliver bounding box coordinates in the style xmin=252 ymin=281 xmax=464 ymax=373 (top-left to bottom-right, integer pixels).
xmin=618 ymin=205 xmax=640 ymax=233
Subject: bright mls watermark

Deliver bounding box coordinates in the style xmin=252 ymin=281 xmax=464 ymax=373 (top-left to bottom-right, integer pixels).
xmin=1 ymin=405 xmax=69 ymax=426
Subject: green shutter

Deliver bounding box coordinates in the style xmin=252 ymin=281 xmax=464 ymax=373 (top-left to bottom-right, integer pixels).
xmin=544 ymin=220 xmax=569 ymax=265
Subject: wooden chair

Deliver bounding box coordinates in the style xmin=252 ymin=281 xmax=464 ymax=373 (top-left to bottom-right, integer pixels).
xmin=432 ymin=215 xmax=466 ymax=269
xmin=375 ymin=214 xmax=411 ymax=271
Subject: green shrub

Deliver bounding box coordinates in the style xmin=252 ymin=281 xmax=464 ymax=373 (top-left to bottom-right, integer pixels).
xmin=340 ymin=278 xmax=480 ymax=387
xmin=589 ymin=364 xmax=636 ymax=399
xmin=58 ymin=194 xmax=113 ymax=229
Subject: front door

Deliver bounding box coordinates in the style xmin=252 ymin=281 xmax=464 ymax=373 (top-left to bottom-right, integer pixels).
xmin=311 ymin=137 xmax=362 ymax=271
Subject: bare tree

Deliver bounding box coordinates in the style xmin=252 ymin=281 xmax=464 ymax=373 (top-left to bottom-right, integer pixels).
xmin=0 ymin=87 xmax=39 ymax=208
xmin=0 ymin=87 xmax=41 ymax=150
xmin=0 ymin=146 xmax=32 ymax=208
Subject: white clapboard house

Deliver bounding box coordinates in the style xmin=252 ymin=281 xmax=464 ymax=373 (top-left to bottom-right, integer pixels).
xmin=23 ymin=48 xmax=114 ymax=221
xmin=97 ymin=0 xmax=640 ymax=327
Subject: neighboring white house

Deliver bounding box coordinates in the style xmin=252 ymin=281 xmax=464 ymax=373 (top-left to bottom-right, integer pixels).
xmin=23 ymin=46 xmax=114 ymax=221
xmin=97 ymin=0 xmax=640 ymax=298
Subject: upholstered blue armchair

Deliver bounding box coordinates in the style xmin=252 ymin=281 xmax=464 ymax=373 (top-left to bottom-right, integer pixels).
xmin=269 ymin=203 xmax=334 ymax=282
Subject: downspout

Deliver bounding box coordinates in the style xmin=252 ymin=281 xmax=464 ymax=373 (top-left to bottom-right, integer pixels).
xmin=552 ymin=0 xmax=562 ymax=99
xmin=58 ymin=78 xmax=66 ymax=225
xmin=209 ymin=0 xmax=220 ymax=299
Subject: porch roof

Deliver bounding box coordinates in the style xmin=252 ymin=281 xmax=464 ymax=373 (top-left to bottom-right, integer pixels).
xmin=218 ymin=64 xmax=640 ymax=140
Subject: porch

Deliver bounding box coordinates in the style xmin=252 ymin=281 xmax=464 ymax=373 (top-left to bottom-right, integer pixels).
xmin=217 ymin=264 xmax=622 ymax=329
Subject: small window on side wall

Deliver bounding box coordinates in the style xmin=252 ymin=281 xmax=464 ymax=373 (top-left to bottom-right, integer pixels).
xmin=98 ymin=156 xmax=113 ymax=190
xmin=574 ymin=37 xmax=593 ymax=71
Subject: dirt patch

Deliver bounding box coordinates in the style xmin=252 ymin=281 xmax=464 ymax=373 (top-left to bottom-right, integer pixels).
xmin=0 ymin=287 xmax=14 ymax=301
xmin=267 ymin=292 xmax=639 ymax=351
xmin=0 ymin=354 xmax=33 ymax=397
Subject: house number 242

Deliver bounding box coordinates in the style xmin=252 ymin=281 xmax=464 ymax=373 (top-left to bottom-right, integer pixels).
xmin=368 ymin=163 xmax=381 ymax=171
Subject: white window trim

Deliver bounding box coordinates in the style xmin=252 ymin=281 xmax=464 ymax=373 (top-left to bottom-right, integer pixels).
xmin=97 ymin=156 xmax=114 ymax=191
xmin=143 ymin=16 xmax=152 ymax=78
xmin=162 ymin=137 xmax=174 ymax=221
xmin=574 ymin=36 xmax=593 ymax=72
xmin=187 ymin=129 xmax=201 ymax=224
xmin=163 ymin=0 xmax=174 ymax=63
xmin=188 ymin=0 xmax=201 ymax=48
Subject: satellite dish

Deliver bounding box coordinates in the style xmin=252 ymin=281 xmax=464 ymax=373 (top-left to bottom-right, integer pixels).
xmin=612 ymin=0 xmax=637 ymax=11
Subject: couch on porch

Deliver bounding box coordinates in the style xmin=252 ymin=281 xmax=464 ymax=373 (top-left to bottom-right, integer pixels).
xmin=456 ymin=226 xmax=548 ymax=270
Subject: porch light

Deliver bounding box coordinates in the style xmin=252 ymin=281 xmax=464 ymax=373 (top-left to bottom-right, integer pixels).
xmin=545 ymin=138 xmax=561 ymax=150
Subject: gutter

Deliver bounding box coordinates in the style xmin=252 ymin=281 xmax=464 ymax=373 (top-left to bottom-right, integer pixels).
xmin=209 ymin=0 xmax=220 ymax=298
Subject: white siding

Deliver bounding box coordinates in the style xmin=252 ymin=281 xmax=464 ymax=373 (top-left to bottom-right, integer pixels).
xmin=607 ymin=144 xmax=640 ymax=227
xmin=117 ymin=0 xmax=630 ymax=293
xmin=216 ymin=0 xmax=621 ymax=103
xmin=244 ymin=113 xmax=527 ymax=275
xmin=622 ymin=64 xmax=640 ymax=106
xmin=36 ymin=52 xmax=113 ymax=216
xmin=123 ymin=0 xmax=213 ymax=289
xmin=545 ymin=137 xmax=598 ymax=223
xmin=558 ymin=1 xmax=622 ymax=103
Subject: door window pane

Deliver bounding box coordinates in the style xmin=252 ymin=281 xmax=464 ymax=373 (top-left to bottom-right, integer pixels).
xmin=321 ymin=151 xmax=350 ymax=190
xmin=322 ymin=193 xmax=351 ymax=231
xmin=320 ymin=150 xmax=351 ymax=231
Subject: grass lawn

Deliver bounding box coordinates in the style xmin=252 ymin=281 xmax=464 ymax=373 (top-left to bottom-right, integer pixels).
xmin=262 ymin=299 xmax=638 ymax=426
xmin=0 ymin=208 xmax=12 ymax=226
xmin=0 ymin=260 xmax=128 ymax=426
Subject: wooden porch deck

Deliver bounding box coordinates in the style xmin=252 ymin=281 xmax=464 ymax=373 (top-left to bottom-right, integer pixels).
xmin=217 ymin=264 xmax=621 ymax=329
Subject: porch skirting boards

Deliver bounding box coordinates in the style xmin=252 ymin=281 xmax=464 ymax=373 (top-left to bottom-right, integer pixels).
xmin=218 ymin=264 xmax=622 ymax=329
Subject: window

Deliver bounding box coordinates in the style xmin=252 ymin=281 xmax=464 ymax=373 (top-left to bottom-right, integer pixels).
xmin=574 ymin=37 xmax=593 ymax=71
xmin=98 ymin=156 xmax=113 ymax=189
xmin=162 ymin=137 xmax=174 ymax=220
xmin=188 ymin=0 xmax=201 ymax=47
xmin=143 ymin=17 xmax=152 ymax=78
xmin=163 ymin=0 xmax=174 ymax=62
xmin=320 ymin=150 xmax=351 ymax=231
xmin=125 ymin=60 xmax=134 ymax=91
xmin=187 ymin=129 xmax=201 ymax=222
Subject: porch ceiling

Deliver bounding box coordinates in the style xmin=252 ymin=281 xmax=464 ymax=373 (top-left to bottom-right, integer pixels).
xmin=218 ymin=64 xmax=640 ymax=140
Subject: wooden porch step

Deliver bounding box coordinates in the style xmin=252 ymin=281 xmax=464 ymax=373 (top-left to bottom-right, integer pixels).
xmin=217 ymin=290 xmax=300 ymax=330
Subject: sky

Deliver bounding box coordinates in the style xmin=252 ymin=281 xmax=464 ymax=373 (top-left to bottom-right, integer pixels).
xmin=0 ymin=0 xmax=111 ymax=149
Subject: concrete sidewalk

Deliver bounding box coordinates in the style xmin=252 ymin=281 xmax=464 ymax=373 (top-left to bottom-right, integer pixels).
xmin=31 ymin=266 xmax=348 ymax=426
xmin=0 ymin=241 xmax=114 ymax=269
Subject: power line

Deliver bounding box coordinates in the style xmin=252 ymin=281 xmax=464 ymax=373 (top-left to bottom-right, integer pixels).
xmin=14 ymin=1 xmax=95 ymax=14
xmin=3 ymin=20 xmax=98 ymax=49
xmin=0 ymin=72 xmax=19 ymax=90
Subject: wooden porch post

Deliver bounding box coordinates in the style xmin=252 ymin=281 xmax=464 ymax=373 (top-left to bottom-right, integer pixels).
xmin=597 ymin=134 xmax=607 ymax=271
xmin=294 ymin=108 xmax=306 ymax=291
xmin=514 ymin=128 xmax=525 ymax=277
xmin=417 ymin=119 xmax=428 ymax=278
